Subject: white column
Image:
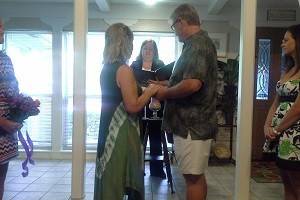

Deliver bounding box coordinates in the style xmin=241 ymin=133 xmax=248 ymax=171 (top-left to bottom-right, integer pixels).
xmin=234 ymin=0 xmax=257 ymax=200
xmin=71 ymin=0 xmax=88 ymax=199
xmin=51 ymin=27 xmax=63 ymax=152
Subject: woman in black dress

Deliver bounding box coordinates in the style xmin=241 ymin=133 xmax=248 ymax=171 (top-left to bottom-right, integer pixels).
xmin=130 ymin=40 xmax=166 ymax=178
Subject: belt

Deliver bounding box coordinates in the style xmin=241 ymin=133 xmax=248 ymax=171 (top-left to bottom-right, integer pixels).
xmin=279 ymin=96 xmax=297 ymax=102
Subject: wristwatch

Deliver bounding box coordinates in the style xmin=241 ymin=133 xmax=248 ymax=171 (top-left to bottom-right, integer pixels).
xmin=272 ymin=127 xmax=280 ymax=135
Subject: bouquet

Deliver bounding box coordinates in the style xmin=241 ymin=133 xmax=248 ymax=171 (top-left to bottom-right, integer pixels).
xmin=8 ymin=94 xmax=40 ymax=123
xmin=6 ymin=93 xmax=40 ymax=177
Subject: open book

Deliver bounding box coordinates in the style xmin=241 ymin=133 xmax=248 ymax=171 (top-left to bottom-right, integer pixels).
xmin=132 ymin=61 xmax=175 ymax=87
xmin=133 ymin=69 xmax=156 ymax=87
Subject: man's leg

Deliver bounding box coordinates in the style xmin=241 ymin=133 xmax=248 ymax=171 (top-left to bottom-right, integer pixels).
xmin=174 ymin=134 xmax=212 ymax=200
xmin=183 ymin=174 xmax=207 ymax=200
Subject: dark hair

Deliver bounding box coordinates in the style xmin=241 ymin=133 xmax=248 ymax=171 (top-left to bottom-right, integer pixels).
xmin=284 ymin=24 xmax=300 ymax=72
xmin=136 ymin=40 xmax=159 ymax=62
xmin=170 ymin=4 xmax=200 ymax=26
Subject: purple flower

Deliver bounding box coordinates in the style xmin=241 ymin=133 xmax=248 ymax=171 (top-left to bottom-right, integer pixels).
xmin=6 ymin=94 xmax=40 ymax=123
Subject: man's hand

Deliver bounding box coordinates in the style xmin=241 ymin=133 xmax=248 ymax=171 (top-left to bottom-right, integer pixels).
xmin=0 ymin=118 xmax=22 ymax=134
xmin=155 ymin=86 xmax=168 ymax=100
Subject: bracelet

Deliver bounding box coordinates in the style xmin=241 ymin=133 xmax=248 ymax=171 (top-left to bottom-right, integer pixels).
xmin=272 ymin=127 xmax=280 ymax=135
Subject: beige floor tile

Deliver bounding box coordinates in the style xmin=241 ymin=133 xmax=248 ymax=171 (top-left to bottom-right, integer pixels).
xmin=3 ymin=191 xmax=18 ymax=200
xmin=40 ymin=192 xmax=70 ymax=200
xmin=2 ymin=160 xmax=285 ymax=200
xmin=11 ymin=191 xmax=45 ymax=200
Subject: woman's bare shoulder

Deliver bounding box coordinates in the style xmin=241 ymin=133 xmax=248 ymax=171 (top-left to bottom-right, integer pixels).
xmin=117 ymin=64 xmax=133 ymax=78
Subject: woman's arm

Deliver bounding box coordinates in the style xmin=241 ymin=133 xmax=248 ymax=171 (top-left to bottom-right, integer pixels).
xmin=116 ymin=65 xmax=158 ymax=114
xmin=265 ymin=95 xmax=280 ymax=127
xmin=0 ymin=117 xmax=22 ymax=134
xmin=274 ymin=93 xmax=300 ymax=133
xmin=264 ymin=95 xmax=280 ymax=140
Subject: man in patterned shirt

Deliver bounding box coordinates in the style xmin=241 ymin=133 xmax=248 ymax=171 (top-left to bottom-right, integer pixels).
xmin=153 ymin=4 xmax=218 ymax=200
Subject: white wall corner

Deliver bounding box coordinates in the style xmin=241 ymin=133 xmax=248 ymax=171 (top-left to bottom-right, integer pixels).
xmin=95 ymin=0 xmax=111 ymax=12
xmin=208 ymin=0 xmax=229 ymax=15
xmin=103 ymin=18 xmax=138 ymax=27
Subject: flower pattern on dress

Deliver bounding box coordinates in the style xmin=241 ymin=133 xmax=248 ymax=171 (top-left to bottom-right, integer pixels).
xmin=273 ymin=80 xmax=300 ymax=161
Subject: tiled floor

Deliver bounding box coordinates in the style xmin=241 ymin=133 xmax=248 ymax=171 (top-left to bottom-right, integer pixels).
xmin=3 ymin=159 xmax=283 ymax=200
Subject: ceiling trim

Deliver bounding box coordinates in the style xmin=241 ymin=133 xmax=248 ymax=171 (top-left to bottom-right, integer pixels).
xmin=208 ymin=0 xmax=229 ymax=15
xmin=95 ymin=0 xmax=110 ymax=12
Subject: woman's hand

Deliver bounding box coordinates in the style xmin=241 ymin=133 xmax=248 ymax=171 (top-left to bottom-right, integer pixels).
xmin=0 ymin=118 xmax=22 ymax=134
xmin=145 ymin=83 xmax=160 ymax=96
xmin=264 ymin=125 xmax=276 ymax=140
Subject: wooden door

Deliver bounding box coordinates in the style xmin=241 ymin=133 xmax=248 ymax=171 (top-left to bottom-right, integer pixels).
xmin=252 ymin=27 xmax=286 ymax=160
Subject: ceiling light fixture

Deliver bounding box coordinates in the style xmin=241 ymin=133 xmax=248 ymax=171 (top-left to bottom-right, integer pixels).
xmin=140 ymin=0 xmax=160 ymax=6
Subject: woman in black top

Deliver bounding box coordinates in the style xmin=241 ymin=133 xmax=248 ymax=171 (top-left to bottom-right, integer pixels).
xmin=130 ymin=40 xmax=166 ymax=178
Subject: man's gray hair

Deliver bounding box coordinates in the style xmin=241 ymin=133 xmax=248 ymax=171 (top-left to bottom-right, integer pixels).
xmin=103 ymin=23 xmax=133 ymax=64
xmin=170 ymin=4 xmax=200 ymax=26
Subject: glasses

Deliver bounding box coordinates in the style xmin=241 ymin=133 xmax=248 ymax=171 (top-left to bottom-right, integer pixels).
xmin=170 ymin=19 xmax=180 ymax=31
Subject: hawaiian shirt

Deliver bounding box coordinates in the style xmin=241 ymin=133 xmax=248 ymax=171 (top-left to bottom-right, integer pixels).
xmin=162 ymin=30 xmax=218 ymax=140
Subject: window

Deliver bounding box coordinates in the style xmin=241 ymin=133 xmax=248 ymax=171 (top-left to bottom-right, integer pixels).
xmin=62 ymin=32 xmax=105 ymax=149
xmin=62 ymin=32 xmax=176 ymax=150
xmin=130 ymin=32 xmax=176 ymax=65
xmin=256 ymin=39 xmax=271 ymax=100
xmin=4 ymin=30 xmax=176 ymax=151
xmin=5 ymin=31 xmax=53 ymax=149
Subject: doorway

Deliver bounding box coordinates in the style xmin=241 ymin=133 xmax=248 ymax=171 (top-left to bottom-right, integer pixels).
xmin=252 ymin=27 xmax=286 ymax=160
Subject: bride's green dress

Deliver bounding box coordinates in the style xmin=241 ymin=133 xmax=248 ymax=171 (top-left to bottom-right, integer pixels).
xmin=94 ymin=62 xmax=144 ymax=200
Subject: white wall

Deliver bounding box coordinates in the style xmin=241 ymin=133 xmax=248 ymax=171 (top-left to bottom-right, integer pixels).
xmin=1 ymin=2 xmax=299 ymax=59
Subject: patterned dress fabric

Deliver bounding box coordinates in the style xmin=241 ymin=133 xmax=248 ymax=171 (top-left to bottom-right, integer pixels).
xmin=0 ymin=51 xmax=19 ymax=164
xmin=94 ymin=62 xmax=144 ymax=200
xmin=272 ymin=79 xmax=300 ymax=169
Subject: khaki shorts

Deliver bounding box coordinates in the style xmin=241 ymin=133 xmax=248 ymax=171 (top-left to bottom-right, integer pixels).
xmin=174 ymin=134 xmax=212 ymax=175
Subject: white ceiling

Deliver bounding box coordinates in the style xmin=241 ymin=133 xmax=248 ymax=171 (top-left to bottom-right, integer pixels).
xmin=0 ymin=0 xmax=206 ymax=4
xmin=109 ymin=0 xmax=209 ymax=6
xmin=0 ymin=0 xmax=298 ymax=12
xmin=0 ymin=0 xmax=298 ymax=7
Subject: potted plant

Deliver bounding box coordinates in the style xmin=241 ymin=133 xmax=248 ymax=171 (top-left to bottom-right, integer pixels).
xmin=221 ymin=58 xmax=239 ymax=124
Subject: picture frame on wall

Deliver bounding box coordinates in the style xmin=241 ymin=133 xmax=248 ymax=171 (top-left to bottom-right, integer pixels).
xmin=208 ymin=33 xmax=228 ymax=57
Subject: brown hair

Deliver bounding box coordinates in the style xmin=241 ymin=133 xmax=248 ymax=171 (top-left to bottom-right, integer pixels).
xmin=136 ymin=40 xmax=159 ymax=62
xmin=284 ymin=24 xmax=300 ymax=72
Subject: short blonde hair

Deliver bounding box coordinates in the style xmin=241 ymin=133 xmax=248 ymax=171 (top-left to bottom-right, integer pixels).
xmin=103 ymin=23 xmax=133 ymax=64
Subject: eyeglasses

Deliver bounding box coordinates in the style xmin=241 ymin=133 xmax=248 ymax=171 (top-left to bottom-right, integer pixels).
xmin=170 ymin=19 xmax=180 ymax=31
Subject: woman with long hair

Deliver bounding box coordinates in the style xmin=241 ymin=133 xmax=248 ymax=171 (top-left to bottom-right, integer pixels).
xmin=93 ymin=23 xmax=159 ymax=200
xmin=130 ymin=40 xmax=166 ymax=179
xmin=0 ymin=18 xmax=22 ymax=199
xmin=264 ymin=24 xmax=300 ymax=200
